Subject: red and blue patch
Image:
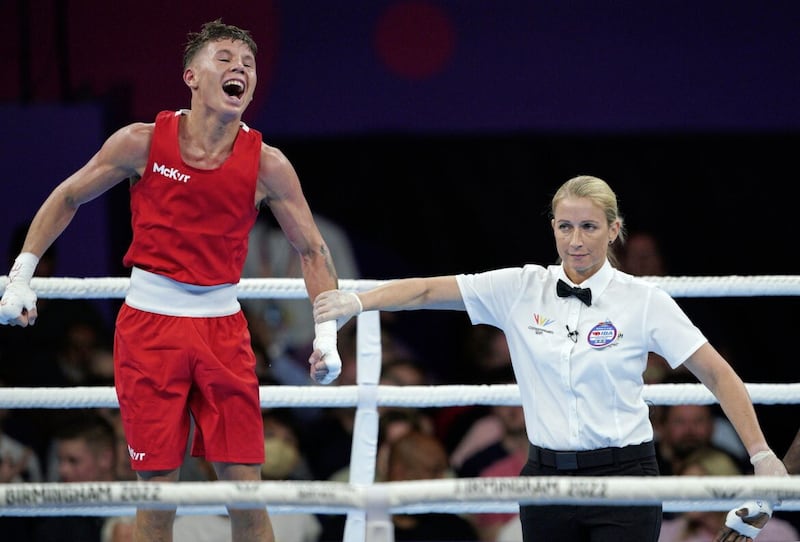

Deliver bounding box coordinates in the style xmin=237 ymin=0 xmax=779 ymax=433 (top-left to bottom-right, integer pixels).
xmin=587 ymin=320 xmax=618 ymax=348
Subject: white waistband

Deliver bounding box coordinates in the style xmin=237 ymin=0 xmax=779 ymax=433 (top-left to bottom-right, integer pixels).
xmin=125 ymin=267 xmax=241 ymax=317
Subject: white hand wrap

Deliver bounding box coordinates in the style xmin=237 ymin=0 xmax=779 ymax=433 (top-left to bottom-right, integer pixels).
xmin=0 ymin=253 xmax=39 ymax=325
xmin=751 ymin=449 xmax=788 ymax=476
xmin=724 ymin=500 xmax=773 ymax=539
xmin=313 ymin=320 xmax=341 ymax=385
xmin=9 ymin=252 xmax=38 ymax=283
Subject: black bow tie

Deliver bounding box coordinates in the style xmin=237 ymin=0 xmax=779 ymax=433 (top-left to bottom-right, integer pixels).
xmin=556 ymin=279 xmax=592 ymax=306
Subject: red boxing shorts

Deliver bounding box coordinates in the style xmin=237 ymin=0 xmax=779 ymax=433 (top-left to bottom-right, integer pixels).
xmin=114 ymin=303 xmax=264 ymax=471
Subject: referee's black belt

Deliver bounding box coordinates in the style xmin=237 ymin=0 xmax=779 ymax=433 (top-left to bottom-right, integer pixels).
xmin=529 ymin=440 xmax=655 ymax=471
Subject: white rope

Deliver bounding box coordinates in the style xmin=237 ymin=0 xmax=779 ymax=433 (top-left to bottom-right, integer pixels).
xmin=641 ymin=275 xmax=800 ymax=297
xmin=2 ymin=275 xmax=800 ymax=298
xmin=1 ymin=477 xmax=799 ymax=516
xmin=0 ymin=480 xmax=358 ymax=515
xmin=0 ymin=277 xmax=386 ymax=299
xmin=1 ymin=274 xmax=798 ymax=542
xmin=387 ymin=475 xmax=800 ymax=508
xmin=2 ymin=382 xmax=799 ymax=409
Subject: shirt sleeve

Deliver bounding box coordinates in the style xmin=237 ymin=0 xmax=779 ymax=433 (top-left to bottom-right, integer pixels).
xmin=647 ymin=286 xmax=708 ymax=368
xmin=456 ymin=267 xmax=529 ymax=329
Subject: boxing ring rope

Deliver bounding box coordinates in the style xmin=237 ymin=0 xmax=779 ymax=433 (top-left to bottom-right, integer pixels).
xmin=2 ymin=274 xmax=799 ymax=299
xmin=1 ymin=476 xmax=799 ymax=514
xmin=3 ymin=383 xmax=800 ymax=410
xmin=1 ymin=275 xmax=800 ymax=542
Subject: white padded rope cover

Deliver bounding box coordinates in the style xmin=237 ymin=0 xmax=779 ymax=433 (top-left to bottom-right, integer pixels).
xmin=2 ymin=383 xmax=800 ymax=410
xmin=1 ymin=274 xmax=799 ymax=542
xmin=1 ymin=477 xmax=798 ymax=516
xmin=2 ymin=275 xmax=800 ymax=299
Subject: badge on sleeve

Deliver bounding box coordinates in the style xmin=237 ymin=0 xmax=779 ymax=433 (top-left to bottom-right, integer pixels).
xmin=587 ymin=320 xmax=618 ymax=349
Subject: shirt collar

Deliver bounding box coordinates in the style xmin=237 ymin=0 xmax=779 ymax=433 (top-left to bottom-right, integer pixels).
xmin=555 ymin=259 xmax=615 ymax=299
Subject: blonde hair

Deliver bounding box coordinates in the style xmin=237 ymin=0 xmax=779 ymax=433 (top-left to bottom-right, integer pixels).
xmin=678 ymin=446 xmax=741 ymax=476
xmin=551 ymin=175 xmax=626 ymax=266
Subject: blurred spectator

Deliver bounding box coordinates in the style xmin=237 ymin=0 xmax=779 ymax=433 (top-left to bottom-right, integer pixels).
xmin=440 ymin=326 xmax=512 ymax=466
xmin=380 ymin=356 xmax=429 ymax=388
xmin=33 ymin=411 xmax=117 ymax=542
xmin=261 ymin=409 xmax=314 ymax=482
xmin=463 ymin=325 xmax=514 ymax=382
xmin=654 ymin=372 xmax=748 ymax=476
xmin=374 ymin=314 xmax=419 ymax=368
xmin=261 ymin=409 xmax=322 ymax=542
xmin=472 ymin=447 xmax=527 ymax=542
xmin=168 ymin=415 xmax=322 ymax=542
xmin=375 ymin=408 xmax=437 ymax=483
xmin=455 ymin=377 xmax=527 ymax=542
xmin=631 ymin=286 xmax=747 ymax=484
xmin=319 ymin=409 xmax=439 ymax=542
xmin=0 ymin=223 xmax=112 ymax=472
xmin=98 ymin=409 xmax=137 ymax=482
xmin=618 ymin=231 xmax=743 ymax=467
xmin=456 ymin=398 xmax=527 ymax=479
xmin=0 ymin=377 xmax=42 ymax=540
xmin=655 ymin=402 xmax=748 ymax=477
xmin=101 ymin=516 xmax=134 ymax=542
xmin=657 ymin=446 xmax=798 ymax=542
xmin=0 ymin=378 xmax=42 ymax=483
xmin=241 ymin=213 xmax=360 ymax=379
xmin=0 ymin=222 xmax=111 ymax=387
xmin=496 ymin=445 xmax=799 ymax=542
xmin=619 ymin=230 xmax=667 ymax=277
xmin=450 ymin=364 xmax=521 ymax=477
xmin=297 ymin=314 xmax=429 ymax=489
xmin=54 ymin=319 xmax=114 ymax=387
xmin=315 ymin=360 xmax=439 ymax=540
xmin=301 ymin=321 xmax=360 ymax=482
xmin=378 ymin=356 xmax=435 ymax=423
xmin=374 ymin=356 xmax=437 ymax=481
xmin=299 ymin=310 xmax=432 ymax=512
xmin=386 ymin=430 xmax=479 ymax=541
xmin=102 ymin=457 xmax=233 ymax=542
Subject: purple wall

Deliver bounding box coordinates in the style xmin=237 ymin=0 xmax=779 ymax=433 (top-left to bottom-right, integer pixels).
xmin=3 ymin=1 xmax=799 ymax=135
xmin=0 ymin=104 xmax=111 ymax=279
xmin=257 ymin=1 xmax=800 ymax=135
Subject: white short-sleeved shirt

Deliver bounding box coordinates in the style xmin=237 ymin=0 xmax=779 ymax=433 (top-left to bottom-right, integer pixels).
xmin=456 ymin=260 xmax=707 ymax=451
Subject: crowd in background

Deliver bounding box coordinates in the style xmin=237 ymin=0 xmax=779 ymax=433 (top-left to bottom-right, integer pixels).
xmin=1 ymin=222 xmax=798 ymax=542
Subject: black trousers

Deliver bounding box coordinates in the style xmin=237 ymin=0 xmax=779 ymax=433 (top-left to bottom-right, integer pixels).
xmin=519 ymin=441 xmax=662 ymax=542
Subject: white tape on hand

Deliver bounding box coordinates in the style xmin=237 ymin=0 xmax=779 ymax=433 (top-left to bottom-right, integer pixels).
xmin=724 ymin=500 xmax=773 ymax=540
xmin=0 ymin=253 xmax=39 ymax=325
xmin=9 ymin=252 xmax=39 ymax=283
xmin=313 ymin=320 xmax=341 ymax=385
xmin=0 ymin=282 xmax=38 ymax=324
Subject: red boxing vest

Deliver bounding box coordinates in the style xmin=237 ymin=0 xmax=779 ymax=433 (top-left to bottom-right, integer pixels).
xmin=123 ymin=110 xmax=261 ymax=285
